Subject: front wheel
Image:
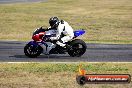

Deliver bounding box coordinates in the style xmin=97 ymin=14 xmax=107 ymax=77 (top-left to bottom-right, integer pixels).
xmin=68 ymin=39 xmax=87 ymax=57
xmin=24 ymin=44 xmax=42 ymax=58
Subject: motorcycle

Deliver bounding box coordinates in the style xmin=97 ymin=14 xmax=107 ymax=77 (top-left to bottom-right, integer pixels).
xmin=24 ymin=26 xmax=87 ymax=58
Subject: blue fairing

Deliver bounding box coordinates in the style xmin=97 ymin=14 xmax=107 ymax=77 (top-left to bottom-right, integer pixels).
xmin=74 ymin=30 xmax=85 ymax=37
xmin=27 ymin=41 xmax=47 ymax=47
xmin=28 ymin=41 xmax=38 ymax=46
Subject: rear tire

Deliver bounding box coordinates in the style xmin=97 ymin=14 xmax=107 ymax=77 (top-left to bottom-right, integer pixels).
xmin=24 ymin=44 xmax=42 ymax=58
xmin=68 ymin=39 xmax=87 ymax=57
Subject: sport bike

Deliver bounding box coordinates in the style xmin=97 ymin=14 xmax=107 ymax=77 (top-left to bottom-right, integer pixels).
xmin=24 ymin=27 xmax=87 ymax=58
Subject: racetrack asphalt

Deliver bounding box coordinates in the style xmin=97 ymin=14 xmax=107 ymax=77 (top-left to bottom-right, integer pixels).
xmin=0 ymin=41 xmax=132 ymax=62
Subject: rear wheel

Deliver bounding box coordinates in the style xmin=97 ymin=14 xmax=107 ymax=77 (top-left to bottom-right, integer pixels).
xmin=24 ymin=44 xmax=42 ymax=58
xmin=68 ymin=39 xmax=87 ymax=57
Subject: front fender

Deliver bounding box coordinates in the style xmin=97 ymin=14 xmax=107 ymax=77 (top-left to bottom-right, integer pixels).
xmin=27 ymin=41 xmax=38 ymax=47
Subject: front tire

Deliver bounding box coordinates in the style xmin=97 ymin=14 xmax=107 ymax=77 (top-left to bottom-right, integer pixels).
xmin=68 ymin=39 xmax=87 ymax=57
xmin=24 ymin=44 xmax=42 ymax=58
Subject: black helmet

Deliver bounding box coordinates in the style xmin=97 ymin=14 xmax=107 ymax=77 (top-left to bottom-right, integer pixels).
xmin=49 ymin=17 xmax=59 ymax=28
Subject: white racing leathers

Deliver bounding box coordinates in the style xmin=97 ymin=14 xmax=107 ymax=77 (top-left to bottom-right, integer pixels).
xmin=50 ymin=21 xmax=74 ymax=47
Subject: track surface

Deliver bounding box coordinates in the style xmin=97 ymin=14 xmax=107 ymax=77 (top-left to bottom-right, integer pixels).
xmin=0 ymin=41 xmax=132 ymax=62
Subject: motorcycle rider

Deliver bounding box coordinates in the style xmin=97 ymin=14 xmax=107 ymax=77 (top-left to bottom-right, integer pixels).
xmin=49 ymin=17 xmax=74 ymax=49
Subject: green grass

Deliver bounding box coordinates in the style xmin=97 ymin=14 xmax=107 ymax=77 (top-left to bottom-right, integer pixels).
xmin=0 ymin=63 xmax=130 ymax=73
xmin=0 ymin=0 xmax=132 ymax=44
xmin=0 ymin=63 xmax=132 ymax=88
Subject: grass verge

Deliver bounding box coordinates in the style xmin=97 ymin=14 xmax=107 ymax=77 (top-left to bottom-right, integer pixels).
xmin=0 ymin=0 xmax=132 ymax=44
xmin=0 ymin=62 xmax=131 ymax=88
